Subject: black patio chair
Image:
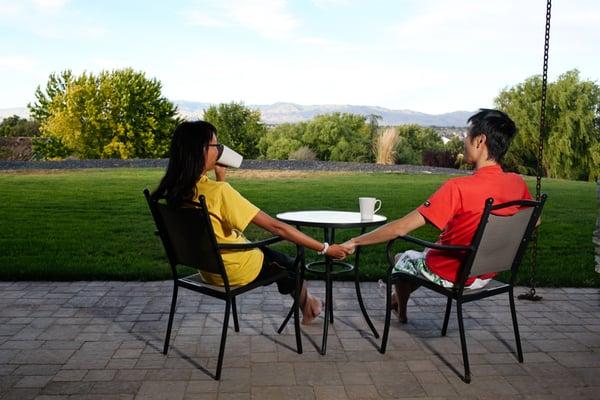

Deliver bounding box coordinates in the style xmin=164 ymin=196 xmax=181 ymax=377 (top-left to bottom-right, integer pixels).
xmin=143 ymin=189 xmax=303 ymax=380
xmin=379 ymin=195 xmax=547 ymax=383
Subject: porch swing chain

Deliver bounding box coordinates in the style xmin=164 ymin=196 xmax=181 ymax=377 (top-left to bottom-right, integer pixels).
xmin=520 ymin=0 xmax=551 ymax=302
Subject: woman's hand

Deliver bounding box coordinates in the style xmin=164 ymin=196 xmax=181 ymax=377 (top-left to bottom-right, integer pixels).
xmin=326 ymin=244 xmax=350 ymax=260
xmin=215 ymin=165 xmax=226 ymax=181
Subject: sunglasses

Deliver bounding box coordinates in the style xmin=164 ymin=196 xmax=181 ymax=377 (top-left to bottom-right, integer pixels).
xmin=208 ymin=143 xmax=224 ymax=158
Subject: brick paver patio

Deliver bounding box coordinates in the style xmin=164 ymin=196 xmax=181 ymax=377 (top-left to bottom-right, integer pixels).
xmin=0 ymin=281 xmax=598 ymax=399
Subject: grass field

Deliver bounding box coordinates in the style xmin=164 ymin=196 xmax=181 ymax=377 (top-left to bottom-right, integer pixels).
xmin=0 ymin=168 xmax=597 ymax=287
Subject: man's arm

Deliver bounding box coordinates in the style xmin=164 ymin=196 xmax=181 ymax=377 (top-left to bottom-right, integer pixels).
xmin=342 ymin=210 xmax=426 ymax=252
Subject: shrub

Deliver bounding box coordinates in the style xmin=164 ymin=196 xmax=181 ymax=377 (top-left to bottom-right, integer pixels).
xmin=288 ymin=146 xmax=316 ymax=160
xmin=422 ymin=149 xmax=456 ymax=168
xmin=375 ymin=128 xmax=400 ymax=165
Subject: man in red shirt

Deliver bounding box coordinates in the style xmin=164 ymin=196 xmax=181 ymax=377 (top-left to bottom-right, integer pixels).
xmin=341 ymin=109 xmax=532 ymax=322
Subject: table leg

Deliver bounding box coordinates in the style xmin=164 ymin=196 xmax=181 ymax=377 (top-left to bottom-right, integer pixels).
xmin=354 ymin=227 xmax=379 ymax=338
xmin=328 ymin=228 xmax=335 ymax=324
xmin=321 ymin=227 xmax=333 ymax=355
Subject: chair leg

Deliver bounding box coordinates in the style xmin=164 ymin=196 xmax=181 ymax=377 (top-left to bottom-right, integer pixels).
xmin=163 ymin=283 xmax=178 ymax=355
xmin=441 ymin=297 xmax=452 ymax=336
xmin=456 ymin=302 xmax=471 ymax=383
xmin=278 ymin=305 xmax=294 ymax=333
xmin=293 ymin=279 xmax=303 ymax=354
xmin=509 ymin=288 xmax=524 ymax=363
xmin=379 ymin=277 xmax=393 ymax=354
xmin=231 ymin=297 xmax=240 ymax=332
xmin=215 ymin=299 xmax=231 ymax=380
xmin=354 ymin=255 xmax=379 ymax=338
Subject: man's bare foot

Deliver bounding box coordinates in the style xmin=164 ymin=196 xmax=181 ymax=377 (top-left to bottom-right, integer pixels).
xmin=392 ymin=284 xmax=408 ymax=323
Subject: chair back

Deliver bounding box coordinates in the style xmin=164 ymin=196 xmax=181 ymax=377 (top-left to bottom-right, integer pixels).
xmin=143 ymin=189 xmax=228 ymax=285
xmin=459 ymin=195 xmax=547 ymax=285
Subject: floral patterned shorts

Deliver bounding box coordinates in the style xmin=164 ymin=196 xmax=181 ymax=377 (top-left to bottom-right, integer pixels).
xmin=392 ymin=250 xmax=491 ymax=290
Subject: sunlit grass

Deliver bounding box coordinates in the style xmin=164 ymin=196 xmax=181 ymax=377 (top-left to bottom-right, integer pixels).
xmin=0 ymin=168 xmax=597 ymax=287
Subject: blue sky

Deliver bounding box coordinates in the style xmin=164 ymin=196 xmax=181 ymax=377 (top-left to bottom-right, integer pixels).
xmin=0 ymin=0 xmax=598 ymax=113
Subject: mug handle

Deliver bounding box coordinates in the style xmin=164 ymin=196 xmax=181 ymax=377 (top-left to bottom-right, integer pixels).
xmin=374 ymin=199 xmax=382 ymax=214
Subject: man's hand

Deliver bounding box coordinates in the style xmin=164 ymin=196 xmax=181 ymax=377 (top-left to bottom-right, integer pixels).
xmin=215 ymin=165 xmax=226 ymax=181
xmin=340 ymin=240 xmax=356 ymax=255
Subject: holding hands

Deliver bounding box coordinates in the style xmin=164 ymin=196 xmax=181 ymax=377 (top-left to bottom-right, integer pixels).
xmin=325 ymin=243 xmax=351 ymax=259
xmin=340 ymin=239 xmax=357 ymax=255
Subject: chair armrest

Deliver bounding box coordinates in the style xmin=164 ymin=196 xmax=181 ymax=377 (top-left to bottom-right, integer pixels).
xmin=399 ymin=235 xmax=472 ymax=252
xmin=385 ymin=235 xmax=472 ymax=274
xmin=218 ymin=236 xmax=283 ymax=250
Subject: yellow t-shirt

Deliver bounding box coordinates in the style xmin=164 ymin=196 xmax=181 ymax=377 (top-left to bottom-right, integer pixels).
xmin=193 ymin=175 xmax=264 ymax=286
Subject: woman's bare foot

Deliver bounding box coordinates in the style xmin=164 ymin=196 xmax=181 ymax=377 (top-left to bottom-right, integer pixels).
xmin=301 ymin=295 xmax=322 ymax=325
xmin=299 ymin=286 xmax=322 ymax=325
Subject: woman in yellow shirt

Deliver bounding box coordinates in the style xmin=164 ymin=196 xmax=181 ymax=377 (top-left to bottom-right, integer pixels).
xmin=152 ymin=121 xmax=348 ymax=324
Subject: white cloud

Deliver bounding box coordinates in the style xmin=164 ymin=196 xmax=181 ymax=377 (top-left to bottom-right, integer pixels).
xmin=186 ymin=11 xmax=229 ymax=28
xmin=31 ymin=0 xmax=69 ymax=12
xmin=310 ymin=0 xmax=350 ymax=9
xmin=0 ymin=0 xmax=106 ymax=40
xmin=387 ymin=1 xmax=540 ymax=54
xmin=0 ymin=56 xmax=37 ymax=71
xmin=186 ymin=0 xmax=301 ymax=39
xmin=0 ymin=0 xmax=69 ymax=16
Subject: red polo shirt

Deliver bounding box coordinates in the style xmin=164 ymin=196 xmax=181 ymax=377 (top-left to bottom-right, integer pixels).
xmin=417 ymin=165 xmax=532 ymax=285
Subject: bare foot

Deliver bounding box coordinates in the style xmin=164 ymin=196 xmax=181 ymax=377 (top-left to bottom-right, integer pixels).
xmin=301 ymin=295 xmax=322 ymax=325
xmin=392 ymin=284 xmax=408 ymax=323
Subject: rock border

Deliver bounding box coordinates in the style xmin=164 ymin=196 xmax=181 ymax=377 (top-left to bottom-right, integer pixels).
xmin=0 ymin=158 xmax=469 ymax=175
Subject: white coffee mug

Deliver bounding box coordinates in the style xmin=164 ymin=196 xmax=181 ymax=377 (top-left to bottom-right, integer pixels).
xmin=217 ymin=145 xmax=243 ymax=168
xmin=359 ymin=197 xmax=382 ymax=220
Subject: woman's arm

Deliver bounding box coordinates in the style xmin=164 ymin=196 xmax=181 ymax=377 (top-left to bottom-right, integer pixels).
xmin=342 ymin=210 xmax=426 ymax=252
xmin=251 ymin=211 xmax=348 ymax=259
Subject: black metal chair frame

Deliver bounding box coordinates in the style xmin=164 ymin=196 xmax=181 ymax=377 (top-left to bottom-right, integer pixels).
xmin=379 ymin=194 xmax=547 ymax=383
xmin=143 ymin=189 xmax=303 ymax=380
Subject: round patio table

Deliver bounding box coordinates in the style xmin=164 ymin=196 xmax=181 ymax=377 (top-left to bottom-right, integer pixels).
xmin=276 ymin=210 xmax=387 ymax=355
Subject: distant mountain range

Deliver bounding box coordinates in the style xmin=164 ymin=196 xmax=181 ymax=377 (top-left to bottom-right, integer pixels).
xmin=1 ymin=102 xmax=473 ymax=127
xmin=175 ymin=101 xmax=472 ymax=127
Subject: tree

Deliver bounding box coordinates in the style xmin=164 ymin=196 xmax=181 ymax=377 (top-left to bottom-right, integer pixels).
xmin=394 ymin=124 xmax=444 ymax=165
xmin=495 ymin=69 xmax=600 ymax=181
xmin=258 ymin=123 xmax=305 ymax=160
xmin=302 ymin=113 xmax=372 ymax=162
xmin=203 ymin=102 xmax=265 ymax=159
xmin=29 ymin=68 xmax=179 ymax=159
xmin=0 ymin=115 xmax=40 ymax=137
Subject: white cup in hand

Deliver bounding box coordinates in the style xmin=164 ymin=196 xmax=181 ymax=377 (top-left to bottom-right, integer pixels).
xmin=359 ymin=197 xmax=381 ymax=220
xmin=217 ymin=145 xmax=243 ymax=168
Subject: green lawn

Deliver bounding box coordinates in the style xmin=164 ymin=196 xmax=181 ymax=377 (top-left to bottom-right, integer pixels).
xmin=0 ymin=168 xmax=597 ymax=287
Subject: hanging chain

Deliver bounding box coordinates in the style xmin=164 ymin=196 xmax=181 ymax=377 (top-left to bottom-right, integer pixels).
xmin=520 ymin=0 xmax=551 ymax=302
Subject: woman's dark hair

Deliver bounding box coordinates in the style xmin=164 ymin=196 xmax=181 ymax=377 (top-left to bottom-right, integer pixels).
xmin=467 ymin=108 xmax=517 ymax=162
xmin=151 ymin=121 xmax=216 ymax=205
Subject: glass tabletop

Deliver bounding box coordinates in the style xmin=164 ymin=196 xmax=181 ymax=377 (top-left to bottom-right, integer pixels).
xmin=276 ymin=210 xmax=387 ymax=228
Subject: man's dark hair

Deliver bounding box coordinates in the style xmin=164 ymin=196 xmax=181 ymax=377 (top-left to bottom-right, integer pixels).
xmin=467 ymin=108 xmax=517 ymax=162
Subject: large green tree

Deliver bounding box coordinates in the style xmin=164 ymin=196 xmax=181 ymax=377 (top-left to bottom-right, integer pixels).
xmin=302 ymin=113 xmax=372 ymax=162
xmin=29 ymin=68 xmax=179 ymax=159
xmin=203 ymin=102 xmax=265 ymax=159
xmin=495 ymin=69 xmax=600 ymax=181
